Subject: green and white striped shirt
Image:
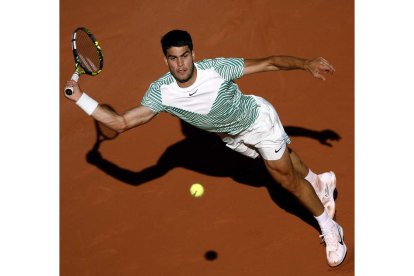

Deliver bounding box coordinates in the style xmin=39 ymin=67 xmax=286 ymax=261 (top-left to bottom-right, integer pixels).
xmin=141 ymin=58 xmax=259 ymax=135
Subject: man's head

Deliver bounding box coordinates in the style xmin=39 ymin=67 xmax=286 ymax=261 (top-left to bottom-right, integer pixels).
xmin=161 ymin=30 xmax=196 ymax=86
xmin=161 ymin=30 xmax=193 ymax=56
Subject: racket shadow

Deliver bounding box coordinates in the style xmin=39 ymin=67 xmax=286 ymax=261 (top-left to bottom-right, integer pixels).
xmin=86 ymin=117 xmax=341 ymax=231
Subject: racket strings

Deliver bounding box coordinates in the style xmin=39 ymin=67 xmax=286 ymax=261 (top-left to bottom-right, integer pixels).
xmin=75 ymin=30 xmax=101 ymax=73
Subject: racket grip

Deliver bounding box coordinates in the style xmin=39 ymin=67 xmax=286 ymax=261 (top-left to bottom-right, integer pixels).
xmin=65 ymin=87 xmax=74 ymax=96
xmin=71 ymin=73 xmax=80 ymax=82
xmin=64 ymin=73 xmax=80 ymax=96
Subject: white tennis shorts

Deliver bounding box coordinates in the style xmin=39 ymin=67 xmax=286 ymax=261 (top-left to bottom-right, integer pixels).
xmin=219 ymin=96 xmax=291 ymax=160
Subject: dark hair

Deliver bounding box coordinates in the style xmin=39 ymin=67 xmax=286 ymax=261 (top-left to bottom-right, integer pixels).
xmin=161 ymin=30 xmax=193 ymax=56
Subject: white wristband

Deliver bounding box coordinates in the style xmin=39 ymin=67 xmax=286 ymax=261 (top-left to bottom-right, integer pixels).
xmin=76 ymin=92 xmax=99 ymax=116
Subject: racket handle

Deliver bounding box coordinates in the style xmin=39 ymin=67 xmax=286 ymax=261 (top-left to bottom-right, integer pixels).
xmin=64 ymin=73 xmax=80 ymax=96
xmin=65 ymin=87 xmax=74 ymax=96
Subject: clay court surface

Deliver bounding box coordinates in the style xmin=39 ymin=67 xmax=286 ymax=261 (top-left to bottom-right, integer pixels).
xmin=60 ymin=0 xmax=354 ymax=275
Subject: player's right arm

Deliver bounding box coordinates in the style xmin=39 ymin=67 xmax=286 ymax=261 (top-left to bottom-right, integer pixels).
xmin=64 ymin=80 xmax=157 ymax=133
xmin=92 ymin=104 xmax=156 ymax=133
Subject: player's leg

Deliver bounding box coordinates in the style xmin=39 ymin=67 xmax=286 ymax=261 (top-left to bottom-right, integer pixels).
xmin=288 ymin=148 xmax=336 ymax=218
xmin=263 ymin=146 xmax=324 ymax=216
xmin=288 ymin=147 xmax=309 ymax=177
xmin=262 ymin=145 xmax=346 ymax=266
xmin=221 ymin=94 xmax=346 ymax=266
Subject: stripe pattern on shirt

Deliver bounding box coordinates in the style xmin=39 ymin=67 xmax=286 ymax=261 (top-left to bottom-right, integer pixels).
xmin=141 ymin=58 xmax=259 ymax=135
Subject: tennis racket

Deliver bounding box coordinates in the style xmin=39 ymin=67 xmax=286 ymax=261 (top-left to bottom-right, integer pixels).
xmin=64 ymin=27 xmax=104 ymax=96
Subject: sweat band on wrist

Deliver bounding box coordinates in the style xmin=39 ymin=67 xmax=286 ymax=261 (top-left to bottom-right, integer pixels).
xmin=76 ymin=92 xmax=99 ymax=116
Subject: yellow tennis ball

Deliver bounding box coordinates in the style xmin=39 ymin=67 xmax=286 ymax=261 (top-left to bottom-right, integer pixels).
xmin=190 ymin=183 xmax=204 ymax=197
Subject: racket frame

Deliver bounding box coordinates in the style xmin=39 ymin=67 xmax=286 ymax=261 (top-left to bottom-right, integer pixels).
xmin=65 ymin=27 xmax=104 ymax=95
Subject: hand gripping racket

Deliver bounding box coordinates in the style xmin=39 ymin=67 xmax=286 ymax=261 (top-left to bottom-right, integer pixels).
xmin=64 ymin=27 xmax=104 ymax=95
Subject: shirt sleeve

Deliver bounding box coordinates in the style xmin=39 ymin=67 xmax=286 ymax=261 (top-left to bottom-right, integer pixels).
xmin=213 ymin=58 xmax=244 ymax=81
xmin=140 ymin=83 xmax=164 ymax=114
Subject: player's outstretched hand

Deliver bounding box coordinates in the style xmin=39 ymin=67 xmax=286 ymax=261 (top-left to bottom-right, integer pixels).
xmin=305 ymin=57 xmax=335 ymax=80
xmin=64 ymin=80 xmax=82 ymax=101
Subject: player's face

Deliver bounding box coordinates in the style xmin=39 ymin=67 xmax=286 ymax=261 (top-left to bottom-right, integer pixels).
xmin=164 ymin=46 xmax=195 ymax=87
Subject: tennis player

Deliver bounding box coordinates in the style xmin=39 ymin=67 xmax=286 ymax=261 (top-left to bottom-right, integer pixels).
xmin=65 ymin=29 xmax=347 ymax=267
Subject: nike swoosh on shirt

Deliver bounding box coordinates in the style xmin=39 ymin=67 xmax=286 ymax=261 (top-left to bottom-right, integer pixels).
xmin=189 ymin=89 xmax=198 ymax=96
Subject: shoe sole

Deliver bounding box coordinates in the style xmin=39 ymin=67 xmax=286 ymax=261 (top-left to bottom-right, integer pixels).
xmin=328 ymin=224 xmax=347 ymax=267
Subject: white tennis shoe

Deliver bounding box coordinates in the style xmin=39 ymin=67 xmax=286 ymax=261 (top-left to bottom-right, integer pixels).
xmin=317 ymin=171 xmax=336 ymax=219
xmin=320 ymin=221 xmax=347 ymax=267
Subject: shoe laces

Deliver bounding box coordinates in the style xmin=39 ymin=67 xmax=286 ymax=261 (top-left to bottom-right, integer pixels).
xmin=320 ymin=225 xmax=339 ymax=250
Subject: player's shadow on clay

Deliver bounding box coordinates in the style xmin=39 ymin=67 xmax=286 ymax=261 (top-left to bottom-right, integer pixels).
xmin=86 ymin=110 xmax=341 ymax=231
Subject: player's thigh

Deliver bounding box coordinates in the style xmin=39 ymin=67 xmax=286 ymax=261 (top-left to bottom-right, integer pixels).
xmin=263 ymin=147 xmax=296 ymax=186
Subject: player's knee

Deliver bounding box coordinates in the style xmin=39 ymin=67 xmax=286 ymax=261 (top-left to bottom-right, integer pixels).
xmin=281 ymin=174 xmax=302 ymax=195
xmin=266 ymin=165 xmax=296 ymax=191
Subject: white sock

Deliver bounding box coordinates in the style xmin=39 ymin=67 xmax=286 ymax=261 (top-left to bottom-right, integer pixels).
xmin=305 ymin=169 xmax=323 ymax=194
xmin=315 ymin=209 xmax=334 ymax=231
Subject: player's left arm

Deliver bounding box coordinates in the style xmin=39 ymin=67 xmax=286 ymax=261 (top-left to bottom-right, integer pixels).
xmin=243 ymin=56 xmax=335 ymax=80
